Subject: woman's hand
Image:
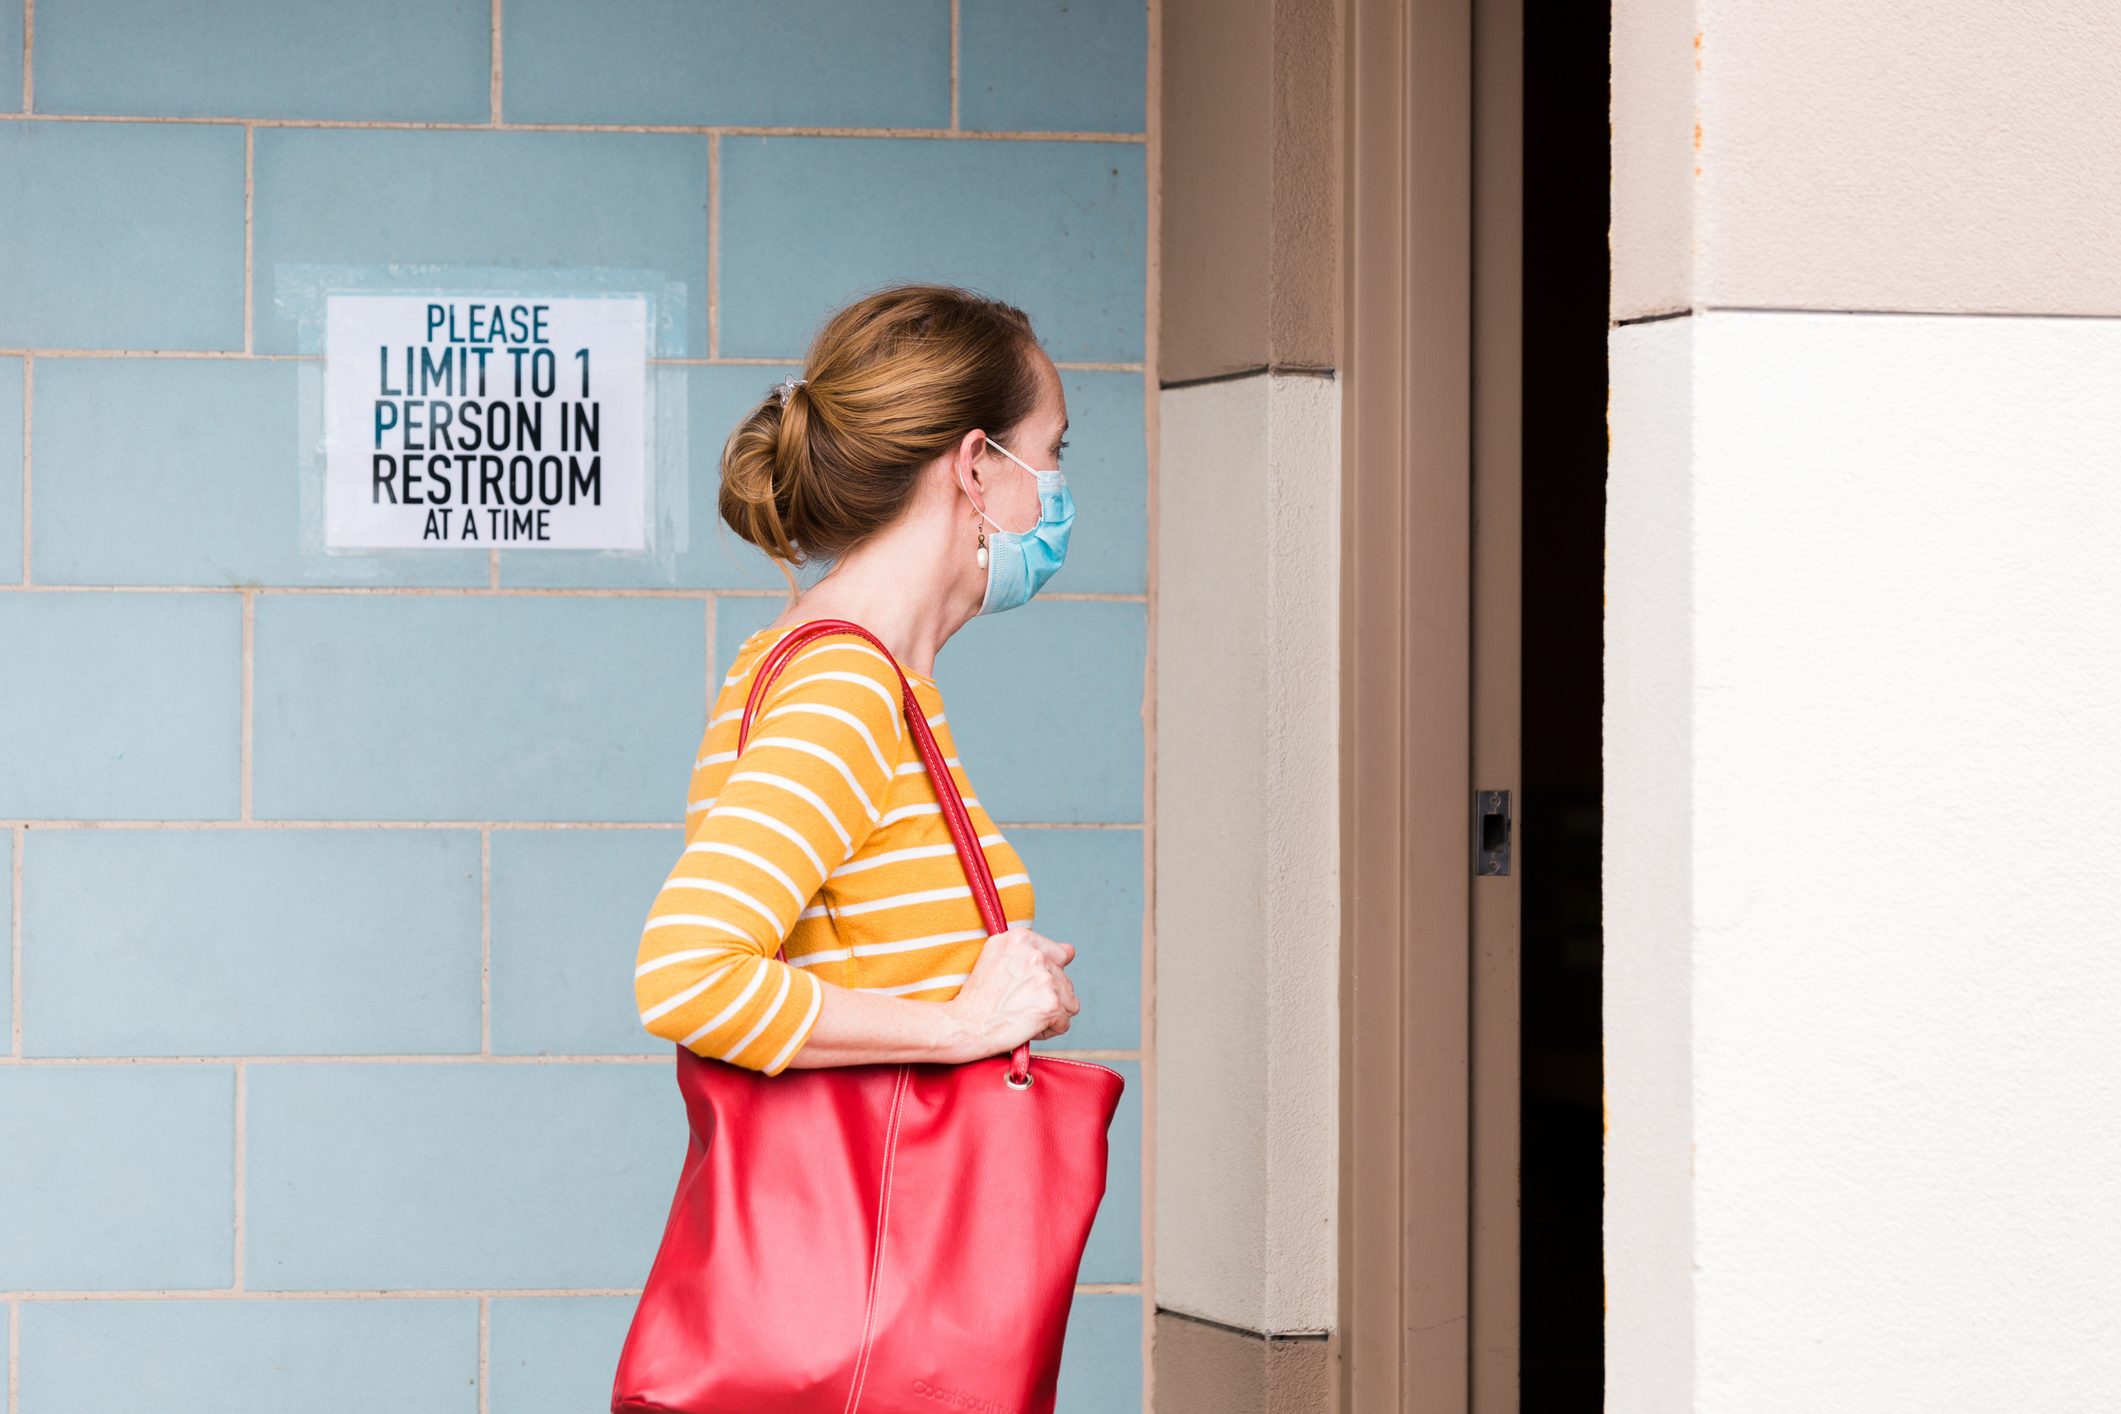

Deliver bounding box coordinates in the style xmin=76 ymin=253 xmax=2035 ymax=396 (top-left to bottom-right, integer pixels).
xmin=943 ymin=924 xmax=1080 ymax=1059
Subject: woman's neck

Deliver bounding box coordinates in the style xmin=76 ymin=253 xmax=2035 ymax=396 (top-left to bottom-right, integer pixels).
xmin=775 ymin=526 xmax=977 ymax=681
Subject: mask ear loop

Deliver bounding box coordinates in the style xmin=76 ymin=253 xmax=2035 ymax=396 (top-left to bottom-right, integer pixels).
xmin=965 ymin=433 xmax=1032 ymax=537
xmin=985 ymin=435 xmax=1043 ymax=475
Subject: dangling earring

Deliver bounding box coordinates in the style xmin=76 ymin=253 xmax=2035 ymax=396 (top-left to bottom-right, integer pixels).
xmin=975 ymin=525 xmax=989 ymax=569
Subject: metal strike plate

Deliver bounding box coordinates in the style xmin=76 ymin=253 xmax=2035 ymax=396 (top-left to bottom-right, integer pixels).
xmin=1475 ymin=789 xmax=1512 ymax=876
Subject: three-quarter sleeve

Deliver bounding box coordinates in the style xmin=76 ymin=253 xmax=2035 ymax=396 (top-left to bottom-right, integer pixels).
xmin=634 ymin=632 xmax=907 ymax=1074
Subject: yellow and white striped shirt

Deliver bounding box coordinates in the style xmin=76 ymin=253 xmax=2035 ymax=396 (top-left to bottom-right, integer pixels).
xmin=634 ymin=621 xmax=1037 ymax=1074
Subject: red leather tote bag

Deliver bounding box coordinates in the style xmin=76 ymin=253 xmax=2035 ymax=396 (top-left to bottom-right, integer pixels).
xmin=611 ymin=617 xmax=1126 ymax=1414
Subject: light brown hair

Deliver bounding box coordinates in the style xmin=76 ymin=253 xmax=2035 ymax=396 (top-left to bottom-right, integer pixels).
xmin=719 ymin=283 xmax=1044 ymax=592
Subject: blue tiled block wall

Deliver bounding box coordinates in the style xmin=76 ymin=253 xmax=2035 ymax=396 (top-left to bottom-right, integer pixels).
xmin=0 ymin=2 xmax=1148 ymax=1410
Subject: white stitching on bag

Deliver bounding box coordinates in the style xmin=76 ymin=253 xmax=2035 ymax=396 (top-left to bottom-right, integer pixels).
xmin=844 ymin=1064 xmax=911 ymax=1413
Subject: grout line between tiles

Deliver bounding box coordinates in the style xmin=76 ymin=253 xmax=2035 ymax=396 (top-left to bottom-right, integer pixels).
xmin=10 ymin=825 xmax=19 ymax=1060
xmin=16 ymin=356 xmax=26 ymax=585
xmin=706 ymin=134 xmax=719 ymax=360
xmin=231 ymin=1062 xmax=246 ymax=1291
xmin=242 ymin=127 xmax=253 ymax=353
xmin=0 ymin=111 xmax=1146 ymax=142
xmin=488 ymin=0 xmax=502 ymax=126
xmin=480 ymin=829 xmax=492 ymax=1056
xmin=240 ymin=592 xmax=254 ymax=820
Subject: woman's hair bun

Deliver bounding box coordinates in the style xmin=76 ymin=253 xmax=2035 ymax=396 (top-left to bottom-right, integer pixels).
xmin=717 ymin=284 xmax=1043 ymax=590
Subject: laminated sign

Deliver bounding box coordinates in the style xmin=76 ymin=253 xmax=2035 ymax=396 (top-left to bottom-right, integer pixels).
xmin=323 ymin=294 xmax=649 ymax=549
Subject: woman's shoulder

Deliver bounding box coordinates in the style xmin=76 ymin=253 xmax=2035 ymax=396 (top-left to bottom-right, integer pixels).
xmin=728 ymin=619 xmax=934 ymax=705
xmin=715 ymin=621 xmax=930 ymax=763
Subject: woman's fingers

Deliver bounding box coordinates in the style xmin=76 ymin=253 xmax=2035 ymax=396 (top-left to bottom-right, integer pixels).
xmin=975 ymin=926 xmax=1081 ymax=1042
xmin=1023 ymin=931 xmax=1075 ymax=967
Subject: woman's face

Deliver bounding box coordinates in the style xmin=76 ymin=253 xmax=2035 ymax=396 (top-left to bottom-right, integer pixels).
xmin=976 ymin=352 xmax=1070 ymax=536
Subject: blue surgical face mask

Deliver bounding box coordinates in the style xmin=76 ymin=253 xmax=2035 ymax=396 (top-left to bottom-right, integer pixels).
xmin=973 ymin=436 xmax=1075 ymax=616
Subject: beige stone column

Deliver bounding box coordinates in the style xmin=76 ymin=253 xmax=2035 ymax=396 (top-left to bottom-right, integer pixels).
xmin=1152 ymin=0 xmax=1343 ymax=1406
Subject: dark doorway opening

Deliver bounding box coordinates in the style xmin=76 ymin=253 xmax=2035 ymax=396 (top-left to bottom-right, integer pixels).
xmin=1520 ymin=2 xmax=1611 ymax=1409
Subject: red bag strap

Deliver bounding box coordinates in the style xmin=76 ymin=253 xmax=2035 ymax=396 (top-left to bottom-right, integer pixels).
xmin=735 ymin=617 xmax=1029 ymax=1079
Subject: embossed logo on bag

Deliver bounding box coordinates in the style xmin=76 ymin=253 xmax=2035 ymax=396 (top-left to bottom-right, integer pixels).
xmin=911 ymin=1376 xmax=1023 ymax=1414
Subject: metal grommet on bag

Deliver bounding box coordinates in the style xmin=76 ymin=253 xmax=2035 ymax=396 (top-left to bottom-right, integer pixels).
xmin=1004 ymin=1065 xmax=1034 ymax=1090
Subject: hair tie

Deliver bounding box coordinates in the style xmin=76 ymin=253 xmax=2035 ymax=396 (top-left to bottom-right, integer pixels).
xmin=774 ymin=375 xmax=808 ymax=407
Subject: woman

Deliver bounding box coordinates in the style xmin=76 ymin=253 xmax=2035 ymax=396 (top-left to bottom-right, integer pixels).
xmin=633 ymin=283 xmax=1084 ymax=1077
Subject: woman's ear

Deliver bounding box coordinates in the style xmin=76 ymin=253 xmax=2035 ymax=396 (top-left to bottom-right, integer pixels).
xmin=949 ymin=428 xmax=994 ymax=510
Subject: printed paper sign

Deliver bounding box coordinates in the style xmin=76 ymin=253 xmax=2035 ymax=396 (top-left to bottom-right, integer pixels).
xmin=324 ymin=294 xmax=648 ymax=549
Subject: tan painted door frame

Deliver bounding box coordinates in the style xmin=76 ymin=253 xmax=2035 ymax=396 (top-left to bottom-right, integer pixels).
xmin=1338 ymin=0 xmax=1522 ymax=1409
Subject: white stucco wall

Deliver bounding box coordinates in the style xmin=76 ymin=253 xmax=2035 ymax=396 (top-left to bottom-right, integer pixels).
xmin=1153 ymin=371 xmax=1340 ymax=1336
xmin=1607 ymin=309 xmax=2121 ymax=1411
xmin=1604 ymin=314 xmax=1698 ymax=1411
